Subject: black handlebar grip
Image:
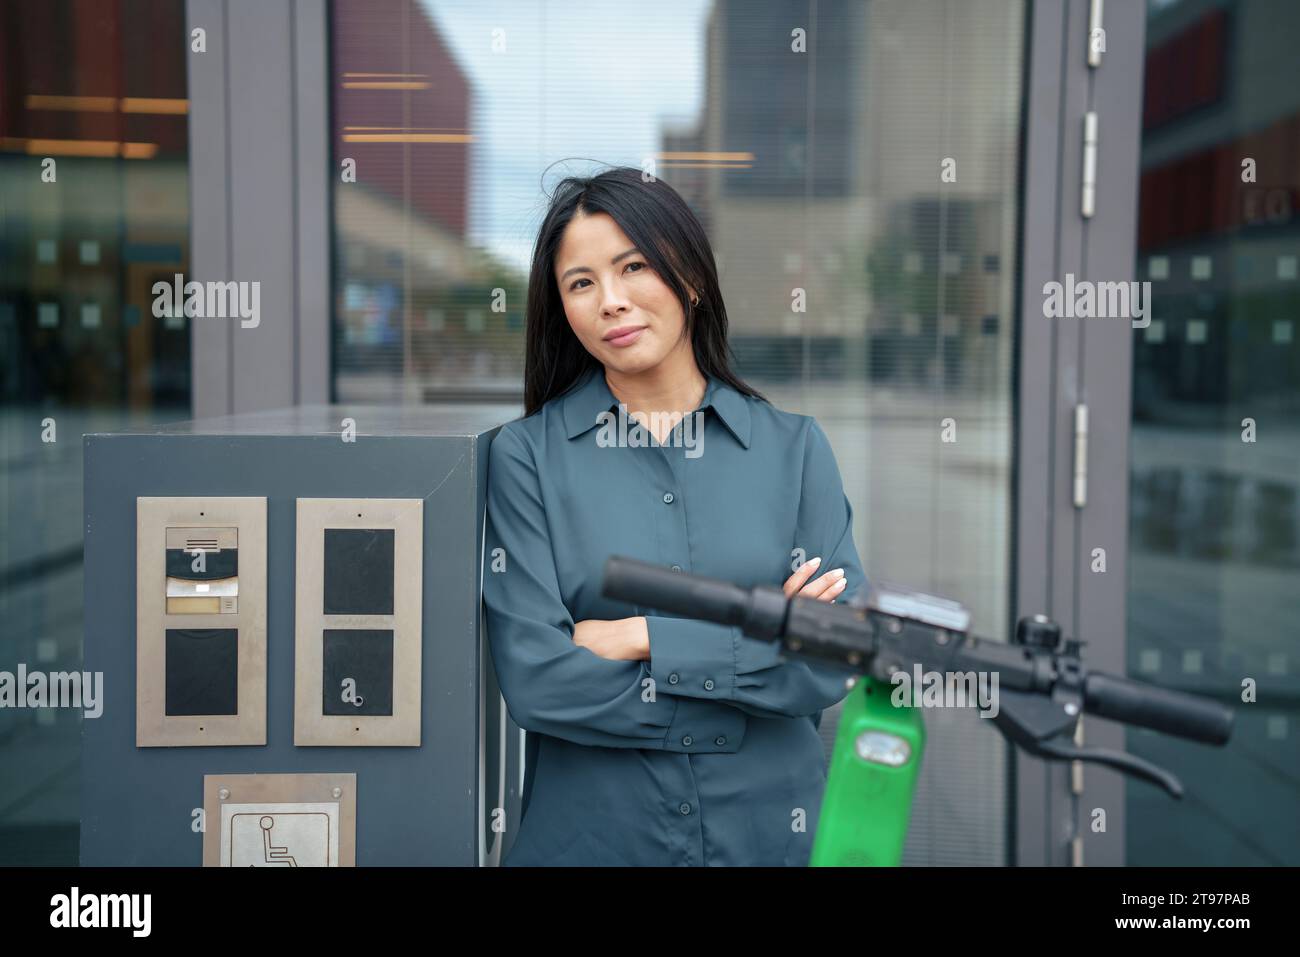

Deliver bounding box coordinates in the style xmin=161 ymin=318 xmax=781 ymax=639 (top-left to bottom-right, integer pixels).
xmin=1084 ymin=672 xmax=1234 ymax=745
xmin=602 ymin=556 xmax=751 ymax=626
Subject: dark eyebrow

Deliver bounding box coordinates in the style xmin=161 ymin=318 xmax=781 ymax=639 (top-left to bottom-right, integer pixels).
xmin=559 ymin=247 xmax=642 ymax=283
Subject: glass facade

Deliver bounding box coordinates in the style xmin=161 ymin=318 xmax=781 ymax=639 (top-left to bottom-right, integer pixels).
xmin=0 ymin=0 xmax=190 ymax=864
xmin=1127 ymin=0 xmax=1300 ymax=864
xmin=6 ymin=0 xmax=1284 ymax=869
xmin=330 ymin=0 xmax=1026 ymax=865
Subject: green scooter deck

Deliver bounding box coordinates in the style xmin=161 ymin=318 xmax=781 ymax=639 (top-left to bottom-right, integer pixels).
xmin=811 ymin=677 xmax=925 ymax=866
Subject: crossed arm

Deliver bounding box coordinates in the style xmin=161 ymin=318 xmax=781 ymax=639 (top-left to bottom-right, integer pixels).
xmin=482 ymin=419 xmax=867 ymax=748
xmin=570 ymin=551 xmax=855 ymax=720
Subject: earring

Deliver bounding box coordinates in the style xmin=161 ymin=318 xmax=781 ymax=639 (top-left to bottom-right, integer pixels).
xmin=691 ymin=295 xmax=700 ymax=306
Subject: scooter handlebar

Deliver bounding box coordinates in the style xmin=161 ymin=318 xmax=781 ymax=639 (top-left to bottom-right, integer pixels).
xmin=1083 ymin=671 xmax=1233 ymax=745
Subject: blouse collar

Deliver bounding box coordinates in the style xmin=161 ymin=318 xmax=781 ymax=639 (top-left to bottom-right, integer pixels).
xmin=561 ymin=364 xmax=752 ymax=449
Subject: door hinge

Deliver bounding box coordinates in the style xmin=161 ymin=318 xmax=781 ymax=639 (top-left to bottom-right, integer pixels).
xmin=1072 ymin=719 xmax=1085 ymax=794
xmin=1073 ymin=403 xmax=1088 ymax=508
xmin=1072 ymin=721 xmax=1084 ymax=866
xmin=1082 ymin=111 xmax=1098 ymax=218
xmin=1088 ymin=0 xmax=1105 ymax=68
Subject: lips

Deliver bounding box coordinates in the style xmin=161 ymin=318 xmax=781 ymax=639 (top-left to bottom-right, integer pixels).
xmin=603 ymin=326 xmax=646 ymax=348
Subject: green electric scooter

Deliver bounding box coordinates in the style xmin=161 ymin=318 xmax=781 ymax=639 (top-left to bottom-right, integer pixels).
xmin=601 ymin=557 xmax=1236 ymax=867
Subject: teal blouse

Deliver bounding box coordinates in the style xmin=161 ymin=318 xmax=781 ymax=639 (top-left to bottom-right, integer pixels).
xmin=482 ymin=365 xmax=867 ymax=866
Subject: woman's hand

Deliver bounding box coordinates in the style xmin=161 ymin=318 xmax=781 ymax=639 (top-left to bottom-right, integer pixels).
xmin=572 ymin=617 xmax=651 ymax=661
xmin=784 ymin=556 xmax=846 ymax=602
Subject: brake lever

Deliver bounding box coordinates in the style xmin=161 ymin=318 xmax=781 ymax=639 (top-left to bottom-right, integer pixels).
xmin=992 ymin=686 xmax=1184 ymax=798
xmin=1028 ymin=739 xmax=1184 ymax=799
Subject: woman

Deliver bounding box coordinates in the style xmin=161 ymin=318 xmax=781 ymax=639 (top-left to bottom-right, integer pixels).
xmin=483 ymin=166 xmax=868 ymax=866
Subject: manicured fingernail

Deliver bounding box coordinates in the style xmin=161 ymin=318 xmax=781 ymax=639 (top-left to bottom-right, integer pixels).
xmin=831 ymin=568 xmax=844 ymax=578
xmin=806 ymin=557 xmax=822 ymax=568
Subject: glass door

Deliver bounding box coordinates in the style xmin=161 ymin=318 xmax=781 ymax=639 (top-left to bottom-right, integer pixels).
xmin=328 ymin=0 xmax=1029 ymax=865
xmin=1126 ymin=0 xmax=1300 ymax=866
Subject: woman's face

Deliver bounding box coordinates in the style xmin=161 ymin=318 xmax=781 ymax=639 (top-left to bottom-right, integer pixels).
xmin=553 ymin=210 xmax=694 ymax=376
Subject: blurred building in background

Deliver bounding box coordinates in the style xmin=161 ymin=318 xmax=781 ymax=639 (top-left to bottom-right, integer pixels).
xmin=1125 ymin=0 xmax=1300 ymax=865
xmin=0 ymin=0 xmax=190 ymax=866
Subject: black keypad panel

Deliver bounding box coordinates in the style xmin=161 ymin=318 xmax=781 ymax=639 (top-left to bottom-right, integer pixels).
xmin=323 ymin=528 xmax=394 ymax=615
xmin=322 ymin=629 xmax=394 ymax=716
xmin=165 ymin=628 xmax=238 ymax=715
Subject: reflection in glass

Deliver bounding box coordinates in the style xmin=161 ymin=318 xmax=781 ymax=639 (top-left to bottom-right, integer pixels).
xmin=1128 ymin=0 xmax=1300 ymax=865
xmin=330 ymin=0 xmax=1026 ymax=865
xmin=0 ymin=0 xmax=190 ymax=864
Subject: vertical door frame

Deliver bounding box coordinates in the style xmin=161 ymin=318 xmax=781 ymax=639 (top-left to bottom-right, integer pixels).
xmin=1015 ymin=0 xmax=1147 ymax=866
xmin=186 ymin=0 xmax=331 ymax=417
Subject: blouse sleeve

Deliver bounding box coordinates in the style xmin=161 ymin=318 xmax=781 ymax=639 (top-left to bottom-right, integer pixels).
xmin=645 ymin=418 xmax=866 ymax=719
xmin=483 ymin=425 xmax=747 ymax=752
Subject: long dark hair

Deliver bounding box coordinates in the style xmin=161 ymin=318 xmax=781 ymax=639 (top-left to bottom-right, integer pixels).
xmin=523 ymin=165 xmax=766 ymax=417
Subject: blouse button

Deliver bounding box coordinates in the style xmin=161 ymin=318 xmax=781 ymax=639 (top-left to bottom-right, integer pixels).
xmin=714 ymin=736 xmax=727 ymax=746
xmin=668 ymin=673 xmax=680 ymax=685
xmin=703 ymin=679 xmax=715 ymax=691
xmin=681 ymin=735 xmax=693 ymax=747
xmin=679 ymin=803 xmax=692 ymax=815
xmin=662 ymin=492 xmax=675 ymax=504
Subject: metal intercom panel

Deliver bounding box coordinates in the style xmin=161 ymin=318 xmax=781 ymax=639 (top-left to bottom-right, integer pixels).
xmin=85 ymin=407 xmax=513 ymax=865
xmin=136 ymin=497 xmax=267 ymax=747
xmin=202 ymin=772 xmax=357 ymax=867
xmin=294 ymin=498 xmax=423 ymax=746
